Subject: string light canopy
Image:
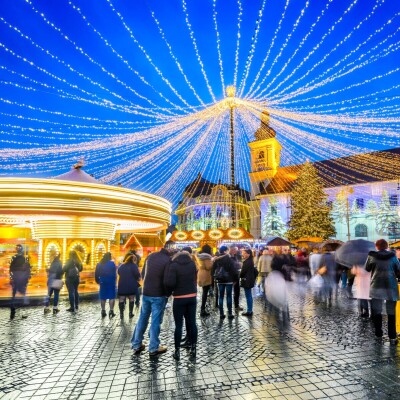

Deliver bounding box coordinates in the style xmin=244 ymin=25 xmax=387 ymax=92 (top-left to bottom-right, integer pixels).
xmin=0 ymin=0 xmax=398 ymax=214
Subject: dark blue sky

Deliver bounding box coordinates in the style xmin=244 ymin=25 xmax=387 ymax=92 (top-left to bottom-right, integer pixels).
xmin=0 ymin=0 xmax=399 ymax=204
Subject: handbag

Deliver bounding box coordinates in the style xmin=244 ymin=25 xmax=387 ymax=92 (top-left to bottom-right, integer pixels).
xmin=51 ymin=279 xmax=64 ymax=290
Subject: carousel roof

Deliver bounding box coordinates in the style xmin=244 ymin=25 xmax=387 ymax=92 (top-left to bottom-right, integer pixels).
xmin=54 ymin=166 xmax=100 ymax=184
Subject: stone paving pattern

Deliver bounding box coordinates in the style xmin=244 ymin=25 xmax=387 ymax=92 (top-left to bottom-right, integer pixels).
xmin=1 ymin=283 xmax=400 ymax=400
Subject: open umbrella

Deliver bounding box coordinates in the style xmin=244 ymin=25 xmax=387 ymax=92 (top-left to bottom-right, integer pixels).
xmin=334 ymin=239 xmax=375 ymax=268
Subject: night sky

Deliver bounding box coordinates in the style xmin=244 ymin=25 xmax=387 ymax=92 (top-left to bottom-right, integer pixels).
xmin=0 ymin=0 xmax=399 ymax=205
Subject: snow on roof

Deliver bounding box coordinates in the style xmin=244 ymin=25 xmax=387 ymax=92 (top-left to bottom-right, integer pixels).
xmin=53 ymin=167 xmax=100 ymax=184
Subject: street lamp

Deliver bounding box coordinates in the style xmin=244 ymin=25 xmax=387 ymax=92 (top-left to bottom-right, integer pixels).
xmin=338 ymin=187 xmax=354 ymax=241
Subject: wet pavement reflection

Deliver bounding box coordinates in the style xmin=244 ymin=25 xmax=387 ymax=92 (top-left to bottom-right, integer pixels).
xmin=1 ymin=282 xmax=400 ymax=399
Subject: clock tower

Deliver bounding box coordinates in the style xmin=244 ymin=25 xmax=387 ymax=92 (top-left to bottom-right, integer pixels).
xmin=248 ymin=111 xmax=282 ymax=238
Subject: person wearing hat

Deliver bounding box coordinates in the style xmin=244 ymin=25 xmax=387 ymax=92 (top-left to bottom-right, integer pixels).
xmin=9 ymin=244 xmax=31 ymax=319
xmin=212 ymin=245 xmax=238 ymax=319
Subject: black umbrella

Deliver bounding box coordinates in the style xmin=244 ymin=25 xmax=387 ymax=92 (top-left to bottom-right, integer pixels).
xmin=334 ymin=239 xmax=375 ymax=268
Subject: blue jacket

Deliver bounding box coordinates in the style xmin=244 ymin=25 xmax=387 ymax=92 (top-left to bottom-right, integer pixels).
xmin=95 ymin=260 xmax=117 ymax=285
xmin=47 ymin=256 xmax=63 ymax=287
xmin=117 ymin=262 xmax=140 ymax=294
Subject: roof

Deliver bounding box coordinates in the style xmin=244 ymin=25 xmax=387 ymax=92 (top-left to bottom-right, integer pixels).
xmin=54 ymin=167 xmax=100 ymax=184
xmin=260 ymin=147 xmax=400 ymax=195
xmin=266 ymin=237 xmax=291 ymax=246
xmin=182 ymin=173 xmax=251 ymax=201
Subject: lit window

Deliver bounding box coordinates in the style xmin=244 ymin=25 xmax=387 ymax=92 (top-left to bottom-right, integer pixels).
xmin=389 ymin=194 xmax=398 ymax=206
xmin=355 ymin=224 xmax=368 ymax=237
xmin=389 ymin=222 xmax=400 ymax=240
xmin=356 ymin=198 xmax=365 ymax=209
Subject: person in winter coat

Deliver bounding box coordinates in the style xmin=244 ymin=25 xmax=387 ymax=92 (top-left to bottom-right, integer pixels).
xmin=351 ymin=265 xmax=371 ymax=318
xmin=95 ymin=252 xmax=117 ymax=318
xmin=164 ymin=250 xmax=198 ymax=361
xmin=9 ymin=244 xmax=31 ymax=320
xmin=309 ymin=249 xmax=323 ymax=276
xmin=240 ymin=249 xmax=259 ymax=316
xmin=63 ymin=250 xmax=83 ymax=312
xmin=118 ymin=254 xmax=141 ymax=319
xmin=126 ymin=247 xmax=142 ymax=267
xmin=257 ymin=249 xmax=272 ymax=292
xmin=131 ymin=245 xmax=171 ymax=357
xmin=212 ymin=245 xmax=238 ymax=320
xmin=44 ymin=249 xmax=63 ymax=315
xmin=365 ymin=239 xmax=400 ymax=343
xmin=197 ymin=244 xmax=213 ymax=317
xmin=320 ymin=251 xmax=337 ymax=304
xmin=229 ymin=246 xmax=243 ymax=311
xmin=295 ymin=249 xmax=310 ymax=282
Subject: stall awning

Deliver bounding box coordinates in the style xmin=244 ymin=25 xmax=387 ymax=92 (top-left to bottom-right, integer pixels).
xmin=123 ymin=233 xmax=164 ymax=249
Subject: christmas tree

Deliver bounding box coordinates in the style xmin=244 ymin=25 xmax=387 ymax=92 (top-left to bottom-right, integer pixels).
xmin=366 ymin=199 xmax=378 ymax=216
xmin=376 ymin=190 xmax=398 ymax=235
xmin=261 ymin=197 xmax=286 ymax=238
xmin=332 ymin=192 xmax=347 ymax=223
xmin=365 ymin=199 xmax=378 ymax=218
xmin=286 ymin=162 xmax=336 ymax=241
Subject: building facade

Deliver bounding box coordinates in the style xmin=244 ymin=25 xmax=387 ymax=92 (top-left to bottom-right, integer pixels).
xmin=175 ymin=174 xmax=251 ymax=232
xmin=248 ymin=112 xmax=400 ymax=243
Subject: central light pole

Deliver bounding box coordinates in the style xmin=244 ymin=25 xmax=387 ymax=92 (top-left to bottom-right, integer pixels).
xmin=226 ymin=85 xmax=237 ymax=227
xmin=226 ymin=85 xmax=236 ymax=186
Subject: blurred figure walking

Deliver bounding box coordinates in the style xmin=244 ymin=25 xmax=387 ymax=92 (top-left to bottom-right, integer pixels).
xmin=309 ymin=249 xmax=323 ymax=276
xmin=365 ymin=239 xmax=400 ymax=344
xmin=63 ymin=250 xmax=83 ymax=312
xmin=351 ymin=265 xmax=371 ymax=318
xmin=295 ymin=249 xmax=310 ymax=282
xmin=257 ymin=249 xmax=272 ymax=294
xmin=44 ymin=249 xmax=63 ymax=315
xmin=118 ymin=254 xmax=141 ymax=319
xmin=95 ymin=252 xmax=117 ymax=318
xmin=9 ymin=244 xmax=31 ymax=319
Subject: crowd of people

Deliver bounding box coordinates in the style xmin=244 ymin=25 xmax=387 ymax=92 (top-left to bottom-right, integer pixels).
xmin=7 ymin=239 xmax=400 ymax=356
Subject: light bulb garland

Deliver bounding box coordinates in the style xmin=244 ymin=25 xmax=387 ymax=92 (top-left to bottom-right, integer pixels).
xmin=0 ymin=0 xmax=397 ymax=211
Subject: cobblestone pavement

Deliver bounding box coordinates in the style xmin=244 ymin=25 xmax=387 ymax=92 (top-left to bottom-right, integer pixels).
xmin=1 ymin=283 xmax=400 ymax=400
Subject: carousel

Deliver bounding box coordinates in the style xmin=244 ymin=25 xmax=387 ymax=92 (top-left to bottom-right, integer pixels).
xmin=0 ymin=163 xmax=171 ymax=298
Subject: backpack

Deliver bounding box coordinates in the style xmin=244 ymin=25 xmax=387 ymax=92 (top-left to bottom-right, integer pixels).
xmin=67 ymin=263 xmax=79 ymax=279
xmin=214 ymin=263 xmax=230 ymax=283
